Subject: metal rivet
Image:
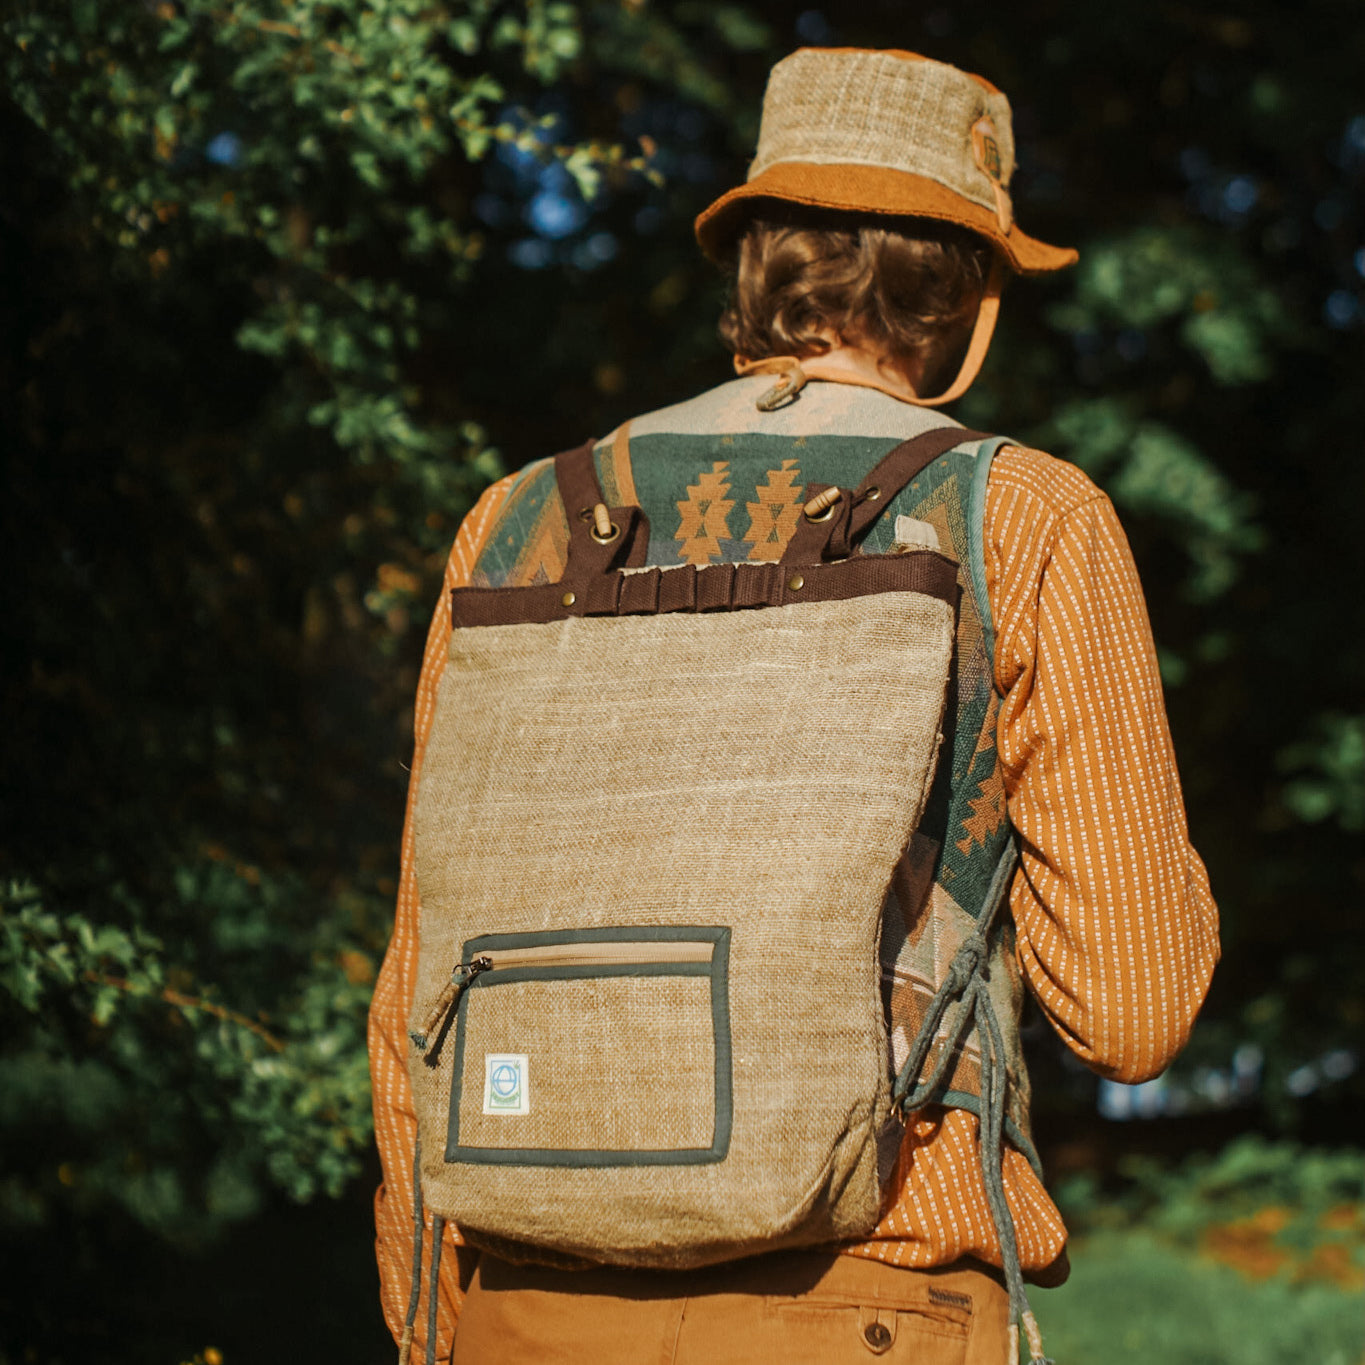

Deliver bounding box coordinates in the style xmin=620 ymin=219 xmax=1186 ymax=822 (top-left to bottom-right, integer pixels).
xmin=562 ymin=591 xmax=576 ymax=607
xmin=787 ymin=573 xmax=804 ymax=592
xmin=864 ymin=1321 xmax=892 ymax=1351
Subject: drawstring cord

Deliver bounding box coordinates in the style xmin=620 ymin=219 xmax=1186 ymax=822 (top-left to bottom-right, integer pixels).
xmin=398 ymin=1135 xmax=448 ymax=1365
xmin=398 ymin=1137 xmax=425 ymax=1365
xmin=892 ymin=843 xmax=1054 ymax=1365
xmin=427 ymin=1214 xmax=446 ymax=1365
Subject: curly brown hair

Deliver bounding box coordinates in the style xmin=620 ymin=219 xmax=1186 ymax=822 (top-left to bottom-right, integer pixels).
xmin=718 ymin=211 xmax=992 ymax=393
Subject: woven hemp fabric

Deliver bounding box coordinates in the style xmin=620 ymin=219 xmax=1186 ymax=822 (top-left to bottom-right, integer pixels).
xmin=411 ymin=591 xmax=953 ymax=1268
xmin=751 ymin=50 xmax=1015 ymax=212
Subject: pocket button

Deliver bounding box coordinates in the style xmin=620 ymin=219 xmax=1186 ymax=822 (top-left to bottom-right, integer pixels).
xmin=863 ymin=1321 xmax=893 ymax=1353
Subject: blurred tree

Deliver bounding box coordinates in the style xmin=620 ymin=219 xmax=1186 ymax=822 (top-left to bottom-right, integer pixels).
xmin=0 ymin=0 xmax=1360 ymax=1359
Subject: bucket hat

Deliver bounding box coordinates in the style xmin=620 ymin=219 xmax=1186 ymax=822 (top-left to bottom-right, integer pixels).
xmin=696 ymin=48 xmax=1076 ymax=406
xmin=695 ymin=47 xmax=1077 ymax=275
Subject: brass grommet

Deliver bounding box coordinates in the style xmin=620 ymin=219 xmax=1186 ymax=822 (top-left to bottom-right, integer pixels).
xmin=804 ymin=504 xmax=836 ymax=523
xmin=863 ymin=485 xmax=881 ymax=502
xmin=787 ymin=573 xmax=805 ymax=592
xmin=562 ymin=591 xmax=576 ymax=607
xmin=589 ymin=522 xmax=620 ymax=545
xmin=577 ymin=507 xmax=593 ymax=522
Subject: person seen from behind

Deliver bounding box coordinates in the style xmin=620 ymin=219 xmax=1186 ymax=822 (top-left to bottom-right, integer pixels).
xmin=368 ymin=47 xmax=1220 ymax=1365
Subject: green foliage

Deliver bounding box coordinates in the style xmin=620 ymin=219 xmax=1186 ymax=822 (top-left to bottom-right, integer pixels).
xmin=1038 ymin=1232 xmax=1363 ymax=1365
xmin=3 ymin=0 xmax=668 ymax=488
xmin=0 ymin=880 xmax=372 ymax=1239
xmin=1044 ymin=1138 xmax=1365 ymax=1364
xmin=1278 ymin=714 xmax=1365 ymax=832
xmin=1039 ymin=395 xmax=1265 ymax=604
xmin=1059 ymin=1136 xmax=1365 ymax=1251
xmin=1050 ymin=227 xmax=1292 ymax=385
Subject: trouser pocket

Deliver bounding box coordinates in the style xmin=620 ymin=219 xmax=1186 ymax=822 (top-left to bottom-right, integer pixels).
xmin=764 ymin=1297 xmax=970 ymax=1363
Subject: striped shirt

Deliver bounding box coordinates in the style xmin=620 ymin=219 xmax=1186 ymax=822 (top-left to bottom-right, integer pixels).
xmin=367 ymin=380 xmax=1220 ymax=1354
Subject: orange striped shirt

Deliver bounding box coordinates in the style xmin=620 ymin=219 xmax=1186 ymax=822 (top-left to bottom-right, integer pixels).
xmin=367 ymin=442 xmax=1219 ymax=1355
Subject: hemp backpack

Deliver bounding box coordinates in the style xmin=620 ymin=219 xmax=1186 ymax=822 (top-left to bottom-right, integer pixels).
xmin=405 ymin=424 xmax=1018 ymax=1278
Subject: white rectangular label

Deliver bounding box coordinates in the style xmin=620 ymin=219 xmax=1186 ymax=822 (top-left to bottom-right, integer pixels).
xmin=482 ymin=1054 xmax=530 ymax=1116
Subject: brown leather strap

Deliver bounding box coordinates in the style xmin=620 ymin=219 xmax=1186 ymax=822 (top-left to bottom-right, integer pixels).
xmin=553 ymin=438 xmax=606 ymax=525
xmin=553 ymin=438 xmax=650 ymax=578
xmin=847 ymin=427 xmax=989 ymax=543
xmin=778 ymin=480 xmax=853 ymax=565
xmin=450 ymin=551 xmax=959 ymax=627
xmin=779 ymin=426 xmax=989 ymax=564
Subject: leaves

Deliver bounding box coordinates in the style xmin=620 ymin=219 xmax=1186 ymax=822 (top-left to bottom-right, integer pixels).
xmin=1278 ymin=715 xmax=1365 ymax=832
xmin=1051 ymin=227 xmax=1291 ymax=385
xmin=0 ymin=881 xmax=373 ymax=1235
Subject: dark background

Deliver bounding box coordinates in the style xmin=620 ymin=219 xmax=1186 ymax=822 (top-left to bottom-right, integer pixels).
xmin=1 ymin=1 xmax=1361 ymax=1359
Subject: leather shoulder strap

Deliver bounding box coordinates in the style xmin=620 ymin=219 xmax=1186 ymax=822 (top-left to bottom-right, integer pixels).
xmin=553 ymin=438 xmax=650 ymax=578
xmin=781 ymin=427 xmax=989 ymax=564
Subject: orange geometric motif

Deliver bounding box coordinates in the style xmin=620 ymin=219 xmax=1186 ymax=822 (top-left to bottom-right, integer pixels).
xmin=743 ymin=460 xmax=805 ymax=561
xmin=675 ymin=462 xmax=735 ymax=565
xmin=955 ymin=764 xmax=1007 ymax=856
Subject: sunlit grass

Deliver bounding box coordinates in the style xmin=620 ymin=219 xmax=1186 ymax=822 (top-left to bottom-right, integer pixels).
xmin=1037 ymin=1230 xmax=1364 ymax=1365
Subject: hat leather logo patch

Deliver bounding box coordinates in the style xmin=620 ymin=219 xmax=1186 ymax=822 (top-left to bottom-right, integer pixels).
xmin=971 ymin=116 xmax=1013 ymax=235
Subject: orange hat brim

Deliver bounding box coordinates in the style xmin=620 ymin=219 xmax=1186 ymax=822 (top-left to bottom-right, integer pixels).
xmin=695 ymin=162 xmax=1078 ymax=275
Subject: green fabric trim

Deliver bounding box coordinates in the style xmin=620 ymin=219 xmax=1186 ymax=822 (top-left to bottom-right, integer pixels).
xmin=938 ymin=1087 xmax=1043 ymax=1178
xmin=465 ymin=961 xmax=712 ymax=987
xmin=967 ymin=434 xmax=1010 ymax=670
xmin=465 ymin=924 xmax=729 ymax=952
xmin=444 ymin=926 xmax=733 ymax=1168
xmin=448 ymin=1144 xmax=729 ymax=1169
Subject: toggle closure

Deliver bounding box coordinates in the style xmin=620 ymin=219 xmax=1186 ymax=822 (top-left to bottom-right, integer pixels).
xmin=803 ymin=486 xmax=844 ymax=521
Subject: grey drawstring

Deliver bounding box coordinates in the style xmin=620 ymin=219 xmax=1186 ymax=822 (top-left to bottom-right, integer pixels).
xmin=892 ymin=842 xmax=1054 ymax=1365
xmin=426 ymin=1214 xmax=446 ymax=1365
xmin=398 ymin=1137 xmax=424 ymax=1365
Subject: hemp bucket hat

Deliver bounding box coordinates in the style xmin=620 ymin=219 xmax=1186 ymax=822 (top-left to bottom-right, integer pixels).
xmin=694 ymin=48 xmax=1077 ymax=406
xmin=695 ymin=47 xmax=1077 ymax=274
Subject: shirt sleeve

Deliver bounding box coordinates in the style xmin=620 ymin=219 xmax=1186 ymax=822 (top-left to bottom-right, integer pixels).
xmin=986 ymin=449 xmax=1220 ymax=1083
xmin=368 ymin=474 xmax=519 ymax=1355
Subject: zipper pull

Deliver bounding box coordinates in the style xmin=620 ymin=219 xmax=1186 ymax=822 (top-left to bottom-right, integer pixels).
xmin=409 ymin=956 xmax=492 ymax=1057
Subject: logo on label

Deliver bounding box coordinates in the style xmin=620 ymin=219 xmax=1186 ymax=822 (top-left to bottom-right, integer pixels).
xmin=483 ymin=1054 xmax=530 ymax=1115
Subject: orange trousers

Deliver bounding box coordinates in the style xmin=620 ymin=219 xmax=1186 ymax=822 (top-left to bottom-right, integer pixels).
xmin=450 ymin=1250 xmax=1011 ymax=1364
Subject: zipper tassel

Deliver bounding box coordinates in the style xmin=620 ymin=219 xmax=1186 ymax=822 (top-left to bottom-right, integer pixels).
xmin=409 ymin=956 xmax=492 ymax=1058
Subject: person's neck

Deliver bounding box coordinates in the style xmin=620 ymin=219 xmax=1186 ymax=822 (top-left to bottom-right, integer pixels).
xmin=796 ymin=344 xmax=923 ymax=404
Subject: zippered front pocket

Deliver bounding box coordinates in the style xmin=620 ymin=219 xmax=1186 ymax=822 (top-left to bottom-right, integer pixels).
xmin=437 ymin=926 xmax=732 ymax=1168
